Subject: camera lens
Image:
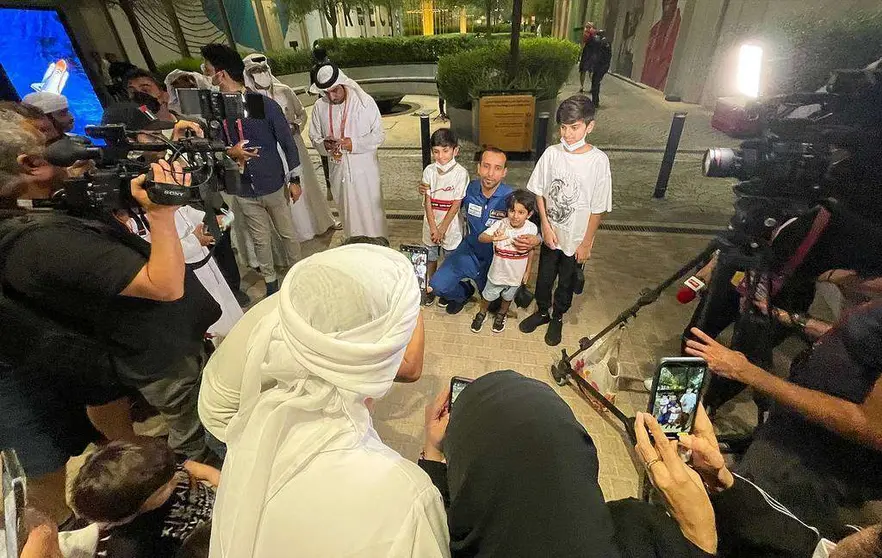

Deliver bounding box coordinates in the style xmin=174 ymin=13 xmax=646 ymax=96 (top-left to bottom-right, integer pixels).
xmin=702 ymin=147 xmax=739 ymax=178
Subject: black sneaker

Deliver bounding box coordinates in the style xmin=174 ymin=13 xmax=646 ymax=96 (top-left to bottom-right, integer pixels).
xmin=545 ymin=316 xmax=563 ymax=346
xmin=487 ymin=298 xmax=502 ymax=314
xmin=470 ymin=312 xmax=487 ymax=333
xmin=492 ymin=313 xmax=506 ymax=333
xmin=423 ymin=292 xmax=436 ymax=306
xmin=437 ymin=297 xmax=450 ymax=308
xmin=519 ymin=310 xmax=550 ymax=333
xmin=446 ymin=298 xmax=466 ymax=315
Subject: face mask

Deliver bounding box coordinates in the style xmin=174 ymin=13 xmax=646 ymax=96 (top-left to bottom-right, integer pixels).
xmin=252 ymin=70 xmax=272 ymax=89
xmin=561 ymin=137 xmax=587 ymax=152
xmin=436 ymin=158 xmax=457 ymax=172
xmin=811 ymin=539 xmax=836 ymax=558
xmin=131 ymin=91 xmax=161 ymax=113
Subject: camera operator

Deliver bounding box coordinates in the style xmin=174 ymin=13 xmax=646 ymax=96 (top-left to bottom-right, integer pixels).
xmin=0 ymin=107 xmax=221 ymax=472
xmin=686 ymin=297 xmax=882 ymax=536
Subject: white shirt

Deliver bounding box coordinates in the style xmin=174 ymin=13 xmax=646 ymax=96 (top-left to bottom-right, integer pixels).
xmin=527 ymin=144 xmax=612 ymax=256
xmin=484 ymin=218 xmax=538 ymax=287
xmin=421 ymin=162 xmax=469 ymax=250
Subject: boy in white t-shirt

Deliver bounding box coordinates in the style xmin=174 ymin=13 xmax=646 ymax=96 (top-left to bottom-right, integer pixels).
xmin=470 ymin=190 xmax=538 ymax=334
xmin=520 ymin=95 xmax=612 ymax=346
xmin=421 ymin=128 xmax=470 ymax=305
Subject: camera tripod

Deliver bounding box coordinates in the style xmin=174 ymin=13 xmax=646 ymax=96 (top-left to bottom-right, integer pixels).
xmin=550 ymin=242 xmax=719 ymax=445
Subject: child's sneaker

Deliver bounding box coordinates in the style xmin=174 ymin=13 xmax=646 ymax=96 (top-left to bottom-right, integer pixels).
xmin=423 ymin=292 xmax=436 ymax=306
xmin=470 ymin=311 xmax=487 ymax=333
xmin=437 ymin=297 xmax=450 ymax=308
xmin=492 ymin=313 xmax=506 ymax=333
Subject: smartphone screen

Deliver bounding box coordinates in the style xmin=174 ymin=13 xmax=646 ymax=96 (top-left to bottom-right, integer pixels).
xmin=2 ymin=449 xmax=26 ymax=557
xmin=400 ymin=244 xmax=429 ymax=294
xmin=647 ymin=358 xmax=709 ymax=438
xmin=449 ymin=376 xmax=473 ymax=410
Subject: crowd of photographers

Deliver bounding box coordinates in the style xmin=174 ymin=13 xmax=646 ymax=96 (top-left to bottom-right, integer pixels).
xmin=2 ymin=44 xmax=882 ymax=558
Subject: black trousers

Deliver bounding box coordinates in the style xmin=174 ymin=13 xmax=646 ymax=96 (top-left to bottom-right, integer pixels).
xmin=590 ymin=70 xmax=607 ymax=106
xmin=535 ymin=244 xmax=578 ymax=316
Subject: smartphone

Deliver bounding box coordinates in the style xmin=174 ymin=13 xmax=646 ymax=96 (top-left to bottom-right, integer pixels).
xmin=400 ymin=244 xmax=429 ymax=297
xmin=647 ymin=357 xmax=709 ymax=439
xmin=449 ymin=376 xmax=473 ymax=410
xmin=2 ymin=449 xmax=27 ymax=557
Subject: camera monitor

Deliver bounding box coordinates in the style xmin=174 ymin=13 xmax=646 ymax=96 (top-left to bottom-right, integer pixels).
xmin=0 ymin=6 xmax=103 ymax=136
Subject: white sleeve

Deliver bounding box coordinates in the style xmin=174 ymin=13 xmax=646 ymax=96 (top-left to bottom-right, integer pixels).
xmin=349 ymin=99 xmax=385 ymax=154
xmin=590 ymin=154 xmax=613 ymax=213
xmin=388 ymin=486 xmax=451 ymax=558
xmin=308 ymin=102 xmax=329 ymax=156
xmin=453 ymin=168 xmax=469 ymax=199
xmin=483 ymin=218 xmax=503 ymax=237
xmin=422 ymin=165 xmax=434 ymax=187
xmin=526 ymin=149 xmax=551 ymax=197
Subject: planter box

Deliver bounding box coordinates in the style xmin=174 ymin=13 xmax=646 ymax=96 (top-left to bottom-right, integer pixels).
xmin=448 ymin=97 xmax=557 ymax=150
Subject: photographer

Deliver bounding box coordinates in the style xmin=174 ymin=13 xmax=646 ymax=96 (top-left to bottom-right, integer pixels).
xmin=0 ymin=108 xmax=221 ymax=478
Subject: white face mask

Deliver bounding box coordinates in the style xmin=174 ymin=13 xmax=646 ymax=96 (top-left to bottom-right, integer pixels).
xmin=811 ymin=539 xmax=836 ymax=558
xmin=436 ymin=158 xmax=457 ymax=172
xmin=561 ymin=137 xmax=587 ymax=152
xmin=252 ymin=71 xmax=272 ymax=89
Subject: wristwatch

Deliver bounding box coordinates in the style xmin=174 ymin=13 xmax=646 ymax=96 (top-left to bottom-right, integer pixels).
xmin=789 ymin=312 xmax=809 ymax=331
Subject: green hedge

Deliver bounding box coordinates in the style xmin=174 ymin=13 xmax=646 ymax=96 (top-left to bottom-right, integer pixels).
xmin=156 ymin=57 xmax=202 ymax=80
xmin=437 ymin=37 xmax=579 ymax=109
xmin=759 ymin=9 xmax=882 ymax=94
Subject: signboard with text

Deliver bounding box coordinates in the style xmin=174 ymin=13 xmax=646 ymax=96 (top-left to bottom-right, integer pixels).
xmin=478 ymin=94 xmax=536 ymax=153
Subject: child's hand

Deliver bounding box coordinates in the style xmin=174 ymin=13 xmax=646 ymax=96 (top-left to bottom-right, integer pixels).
xmin=491 ymin=229 xmax=507 ymax=242
xmin=430 ymin=228 xmax=444 ymax=244
xmin=437 ymin=221 xmax=450 ymax=237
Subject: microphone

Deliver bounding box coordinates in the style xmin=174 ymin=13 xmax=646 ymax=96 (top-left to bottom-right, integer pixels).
xmin=45 ymin=138 xmax=101 ymax=167
xmin=676 ymin=276 xmax=706 ymax=304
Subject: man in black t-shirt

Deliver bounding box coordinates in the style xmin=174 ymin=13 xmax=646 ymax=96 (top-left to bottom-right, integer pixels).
xmin=0 ymin=109 xmax=220 ymax=504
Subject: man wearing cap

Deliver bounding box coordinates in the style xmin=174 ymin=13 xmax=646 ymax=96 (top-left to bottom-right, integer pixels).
xmin=201 ymin=43 xmax=303 ymax=296
xmin=309 ymin=63 xmax=388 ymax=242
xmin=22 ymin=91 xmax=74 ymax=138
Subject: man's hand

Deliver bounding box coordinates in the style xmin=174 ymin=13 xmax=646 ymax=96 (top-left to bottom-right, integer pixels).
xmin=541 ymin=222 xmax=558 ymax=249
xmin=193 ymin=223 xmax=215 ymax=247
xmin=340 ymin=137 xmax=353 ymax=152
xmin=289 ymin=181 xmax=303 ymax=203
xmin=323 ymin=138 xmax=339 ymax=153
xmin=685 ymin=328 xmax=757 ymax=384
xmin=423 ymin=385 xmax=451 ymax=462
xmin=227 ymin=140 xmax=259 ymax=167
xmin=418 ymin=182 xmax=430 ymax=196
xmin=635 ymin=412 xmax=718 ymax=555
xmin=513 ymin=233 xmax=541 ymax=252
xmin=131 ymin=160 xmax=189 ymax=214
xmin=678 ymin=404 xmax=733 ymax=494
xmin=171 ymin=119 xmax=204 ymax=141
xmin=67 ymin=159 xmax=96 ymax=179
xmin=575 ymin=242 xmax=591 ymax=264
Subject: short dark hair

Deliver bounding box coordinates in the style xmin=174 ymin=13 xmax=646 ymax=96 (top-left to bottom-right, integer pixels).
xmin=479 ymin=146 xmax=507 ymax=167
xmin=507 ymin=189 xmax=537 ymax=214
xmin=430 ymin=128 xmax=458 ymax=148
xmin=201 ymin=43 xmax=245 ymax=83
xmin=71 ymin=437 xmax=176 ymax=523
xmin=124 ymin=68 xmax=165 ymax=91
xmin=556 ymin=95 xmax=596 ymax=125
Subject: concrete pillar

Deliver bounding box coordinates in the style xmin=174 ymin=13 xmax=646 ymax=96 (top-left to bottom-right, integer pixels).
xmin=422 ymin=0 xmax=434 ymax=35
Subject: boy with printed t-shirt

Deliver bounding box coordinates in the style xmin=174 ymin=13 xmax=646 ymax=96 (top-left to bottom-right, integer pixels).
xmin=421 ymin=128 xmax=470 ymax=305
xmin=471 ymin=190 xmax=538 ymax=334
xmin=520 ymin=95 xmax=612 ymax=346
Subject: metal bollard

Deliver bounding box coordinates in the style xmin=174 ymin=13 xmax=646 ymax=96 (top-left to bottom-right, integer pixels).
xmin=321 ymin=155 xmax=332 ymax=200
xmin=652 ymin=111 xmax=688 ymax=199
xmin=534 ymin=112 xmax=551 ymax=162
xmin=420 ymin=113 xmax=431 ymax=170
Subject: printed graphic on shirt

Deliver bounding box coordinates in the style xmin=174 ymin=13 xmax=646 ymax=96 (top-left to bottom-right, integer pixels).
xmin=545 ymin=171 xmax=582 ymax=226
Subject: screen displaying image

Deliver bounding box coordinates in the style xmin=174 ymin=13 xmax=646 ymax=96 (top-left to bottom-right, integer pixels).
xmin=650 ymin=363 xmax=707 ymax=435
xmin=0 ymin=7 xmax=103 ymax=135
xmin=400 ymin=245 xmax=428 ymax=291
xmin=451 ymin=379 xmax=469 ymax=406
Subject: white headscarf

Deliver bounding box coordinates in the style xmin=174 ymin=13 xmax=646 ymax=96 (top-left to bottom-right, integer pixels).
xmin=309 ymin=63 xmax=374 ymax=109
xmin=163 ymin=70 xmax=211 ymax=114
xmin=243 ymin=52 xmax=304 ymax=126
xmin=211 ymin=244 xmax=421 ymax=557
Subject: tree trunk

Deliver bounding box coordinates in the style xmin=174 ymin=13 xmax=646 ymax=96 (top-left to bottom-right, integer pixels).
xmin=118 ymin=0 xmax=156 ymax=72
xmin=214 ymin=0 xmax=237 ymax=48
xmin=386 ymin=1 xmax=394 ymax=35
xmin=509 ymin=0 xmax=522 ymax=81
xmin=161 ymin=0 xmax=190 ymax=58
xmin=485 ymin=0 xmax=492 ymax=36
xmin=325 ymin=1 xmax=339 ymax=39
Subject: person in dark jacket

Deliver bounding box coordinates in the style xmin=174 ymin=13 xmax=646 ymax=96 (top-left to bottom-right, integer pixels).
xmin=419 ymin=370 xmax=853 ymax=557
xmin=200 ymin=43 xmax=303 ymax=296
xmin=580 ymin=29 xmax=612 ymax=107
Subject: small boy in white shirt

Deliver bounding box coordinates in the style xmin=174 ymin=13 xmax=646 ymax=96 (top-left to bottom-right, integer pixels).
xmin=471 ymin=190 xmax=538 ymax=334
xmin=421 ymin=128 xmax=469 ymax=305
xmin=520 ymin=95 xmax=612 ymax=346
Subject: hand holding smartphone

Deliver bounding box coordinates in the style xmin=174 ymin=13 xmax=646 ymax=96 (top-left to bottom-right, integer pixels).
xmin=448 ymin=376 xmax=473 ymax=410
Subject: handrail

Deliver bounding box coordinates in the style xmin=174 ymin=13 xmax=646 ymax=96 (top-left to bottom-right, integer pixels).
xmin=291 ymin=75 xmax=437 ymax=96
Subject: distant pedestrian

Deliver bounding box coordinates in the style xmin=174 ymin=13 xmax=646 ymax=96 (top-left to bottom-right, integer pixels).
xmin=580 ymin=29 xmax=612 ymax=107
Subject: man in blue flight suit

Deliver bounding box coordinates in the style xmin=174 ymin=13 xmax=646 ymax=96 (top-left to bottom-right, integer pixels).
xmin=425 ymin=147 xmax=541 ymax=314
